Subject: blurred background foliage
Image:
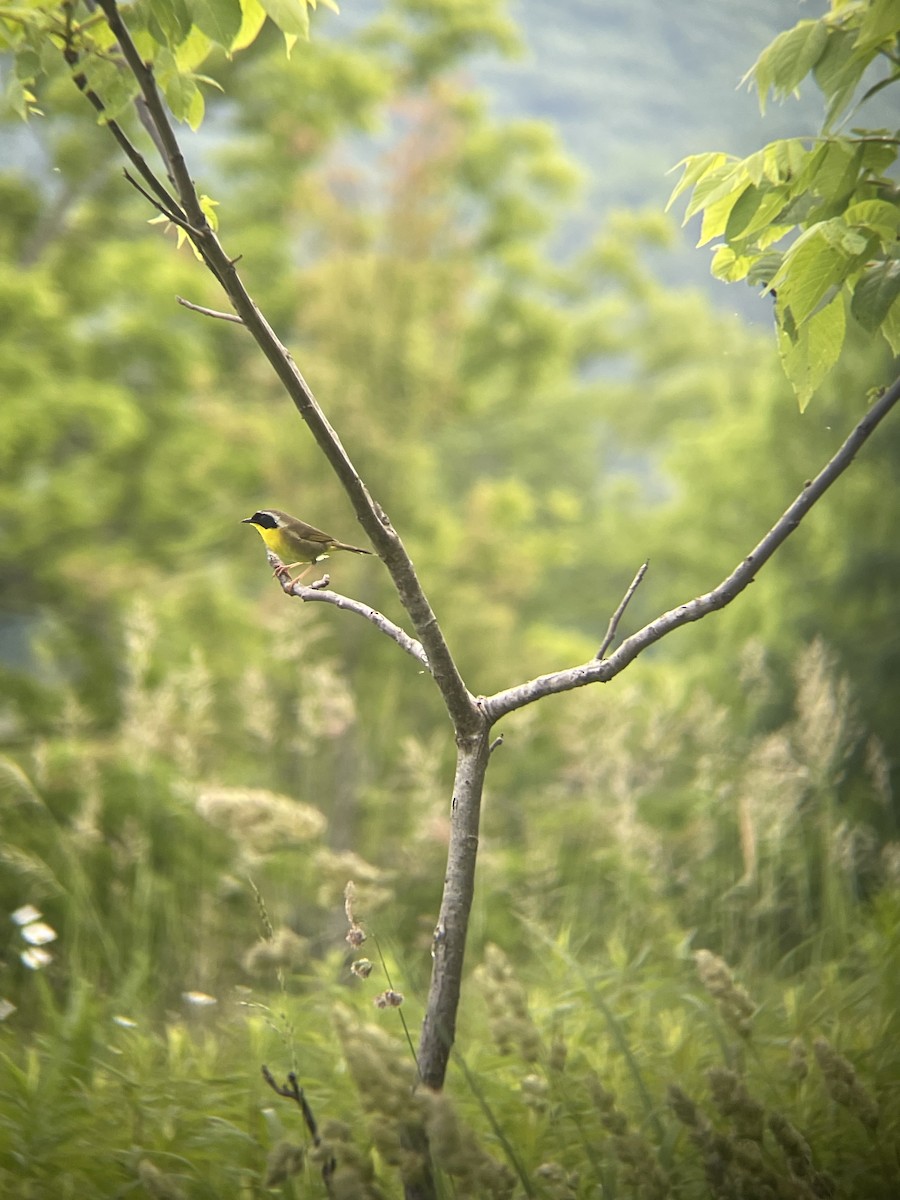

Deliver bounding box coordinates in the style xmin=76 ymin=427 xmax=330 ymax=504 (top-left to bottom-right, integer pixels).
xmin=0 ymin=0 xmax=898 ymax=1194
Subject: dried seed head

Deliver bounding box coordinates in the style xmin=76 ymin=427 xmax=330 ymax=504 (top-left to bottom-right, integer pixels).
xmin=264 ymin=1141 xmax=305 ymax=1188
xmin=707 ymin=1067 xmax=765 ymax=1142
xmin=788 ymin=1037 xmax=809 ymax=1083
xmin=813 ymin=1037 xmax=879 ymax=1131
xmin=373 ymin=989 xmax=404 ymax=1009
xmin=668 ymin=1084 xmax=701 ymax=1128
xmin=694 ymin=949 xmax=756 ymax=1035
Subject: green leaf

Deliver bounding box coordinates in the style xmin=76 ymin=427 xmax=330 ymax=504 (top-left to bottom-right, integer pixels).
xmin=805 ymin=140 xmax=860 ymax=203
xmin=844 ymin=198 xmax=900 ymax=247
xmin=697 ymin=183 xmax=750 ymax=247
xmin=882 ymin=294 xmax=900 ymax=354
xmin=860 ymin=136 xmax=899 ymax=176
xmin=231 ymin=0 xmax=267 ymax=50
xmin=682 ymin=163 xmax=740 ymax=223
xmin=741 ymin=148 xmax=768 ymax=188
xmin=747 ymin=251 xmax=785 ymax=289
xmin=259 ymin=0 xmax=309 ymax=38
xmin=762 ymin=20 xmax=830 ymax=98
xmin=711 ymin=245 xmax=752 ymax=283
xmin=762 ymin=138 xmax=809 ymax=185
xmin=813 ymin=29 xmax=869 ymax=129
xmin=82 ymin=56 xmax=141 ymax=122
xmin=14 ymin=47 xmax=41 ymax=79
xmin=777 ymin=292 xmax=846 ymax=411
xmin=164 ymin=67 xmax=203 ymax=127
xmin=175 ymin=25 xmax=213 ymax=71
xmin=724 ymin=185 xmax=763 ymax=240
xmin=730 ymin=187 xmax=790 ymax=243
xmin=666 ymin=153 xmax=730 ymax=212
xmin=851 ymin=260 xmax=900 ymax=331
xmin=756 ymin=222 xmax=794 ymax=251
xmin=188 ymin=0 xmax=243 ymax=48
xmin=199 ymin=193 xmax=220 ymax=231
xmin=854 ymin=0 xmax=900 ymax=52
xmin=771 ymin=220 xmax=868 ymax=326
xmin=149 ymin=0 xmax=194 ymax=45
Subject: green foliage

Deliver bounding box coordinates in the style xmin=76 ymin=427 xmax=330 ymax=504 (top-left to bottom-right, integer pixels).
xmin=669 ymin=0 xmax=900 ymax=408
xmin=0 ymin=0 xmax=342 ymax=126
xmin=0 ymin=0 xmax=898 ymax=1195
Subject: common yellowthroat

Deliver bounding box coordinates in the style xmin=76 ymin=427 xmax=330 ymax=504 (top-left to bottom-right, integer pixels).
xmin=242 ymin=509 xmax=373 ymax=580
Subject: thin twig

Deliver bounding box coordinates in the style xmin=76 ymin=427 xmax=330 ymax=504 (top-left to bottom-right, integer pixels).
xmin=596 ymin=560 xmax=649 ymax=659
xmin=261 ymin=1066 xmax=336 ymax=1190
xmin=176 ymin=295 xmax=244 ymax=323
xmin=122 ymin=170 xmax=195 ymax=231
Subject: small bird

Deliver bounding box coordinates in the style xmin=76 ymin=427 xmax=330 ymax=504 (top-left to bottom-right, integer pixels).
xmin=242 ymin=509 xmax=373 ymax=581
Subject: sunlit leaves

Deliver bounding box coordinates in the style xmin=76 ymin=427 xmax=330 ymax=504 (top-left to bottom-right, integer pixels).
xmin=670 ymin=1 xmax=900 ymax=408
xmin=852 ymin=260 xmax=900 ymax=333
xmin=855 ymin=0 xmax=900 ymax=47
xmin=188 ymin=0 xmax=243 ymax=47
xmin=777 ymin=292 xmax=846 ymax=413
xmin=769 ymin=220 xmax=871 ymax=324
xmin=4 ymin=0 xmax=327 ymax=127
xmin=747 ymin=19 xmax=830 ymax=112
xmin=83 ymin=54 xmax=143 ymax=123
xmin=231 ymin=0 xmax=266 ymax=51
xmin=814 ymin=27 xmax=871 ymax=128
xmin=148 ymin=0 xmax=193 ymax=47
xmin=258 ymin=0 xmax=309 ymax=39
xmin=747 ymin=1 xmax=899 ymax=125
xmin=882 ymin=292 xmax=900 ymax=354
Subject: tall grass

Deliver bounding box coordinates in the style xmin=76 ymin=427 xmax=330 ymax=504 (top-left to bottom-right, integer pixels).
xmin=0 ymin=630 xmax=897 ymax=1195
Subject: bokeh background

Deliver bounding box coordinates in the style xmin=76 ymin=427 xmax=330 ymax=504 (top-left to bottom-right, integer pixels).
xmin=1 ymin=1 xmax=898 ymax=1194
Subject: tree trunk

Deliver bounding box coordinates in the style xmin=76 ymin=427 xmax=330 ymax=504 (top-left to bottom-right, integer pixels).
xmin=417 ymin=725 xmax=491 ymax=1089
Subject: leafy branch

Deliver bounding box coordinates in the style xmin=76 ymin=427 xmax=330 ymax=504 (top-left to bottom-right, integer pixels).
xmin=669 ymin=0 xmax=900 ymax=409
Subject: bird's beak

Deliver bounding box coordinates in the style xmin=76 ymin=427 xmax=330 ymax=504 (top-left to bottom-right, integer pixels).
xmin=241 ymin=516 xmax=254 ymax=524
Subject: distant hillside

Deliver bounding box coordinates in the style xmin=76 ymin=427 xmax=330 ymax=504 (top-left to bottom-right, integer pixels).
xmin=473 ymin=0 xmax=834 ymax=214
xmin=463 ymin=0 xmax=895 ymax=316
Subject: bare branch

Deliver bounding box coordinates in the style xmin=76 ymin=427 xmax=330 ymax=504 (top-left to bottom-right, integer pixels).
xmin=485 ymin=376 xmax=900 ymax=722
xmin=176 ymin=295 xmax=244 ymax=324
xmin=263 ymin=551 xmax=430 ymax=670
xmin=597 ymin=560 xmax=649 ymax=659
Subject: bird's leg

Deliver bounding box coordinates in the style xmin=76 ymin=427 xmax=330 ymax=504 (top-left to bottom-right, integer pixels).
xmin=273 ymin=561 xmax=313 ymax=584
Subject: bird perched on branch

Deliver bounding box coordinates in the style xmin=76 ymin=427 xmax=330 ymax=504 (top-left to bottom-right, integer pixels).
xmin=242 ymin=509 xmax=373 ymax=581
